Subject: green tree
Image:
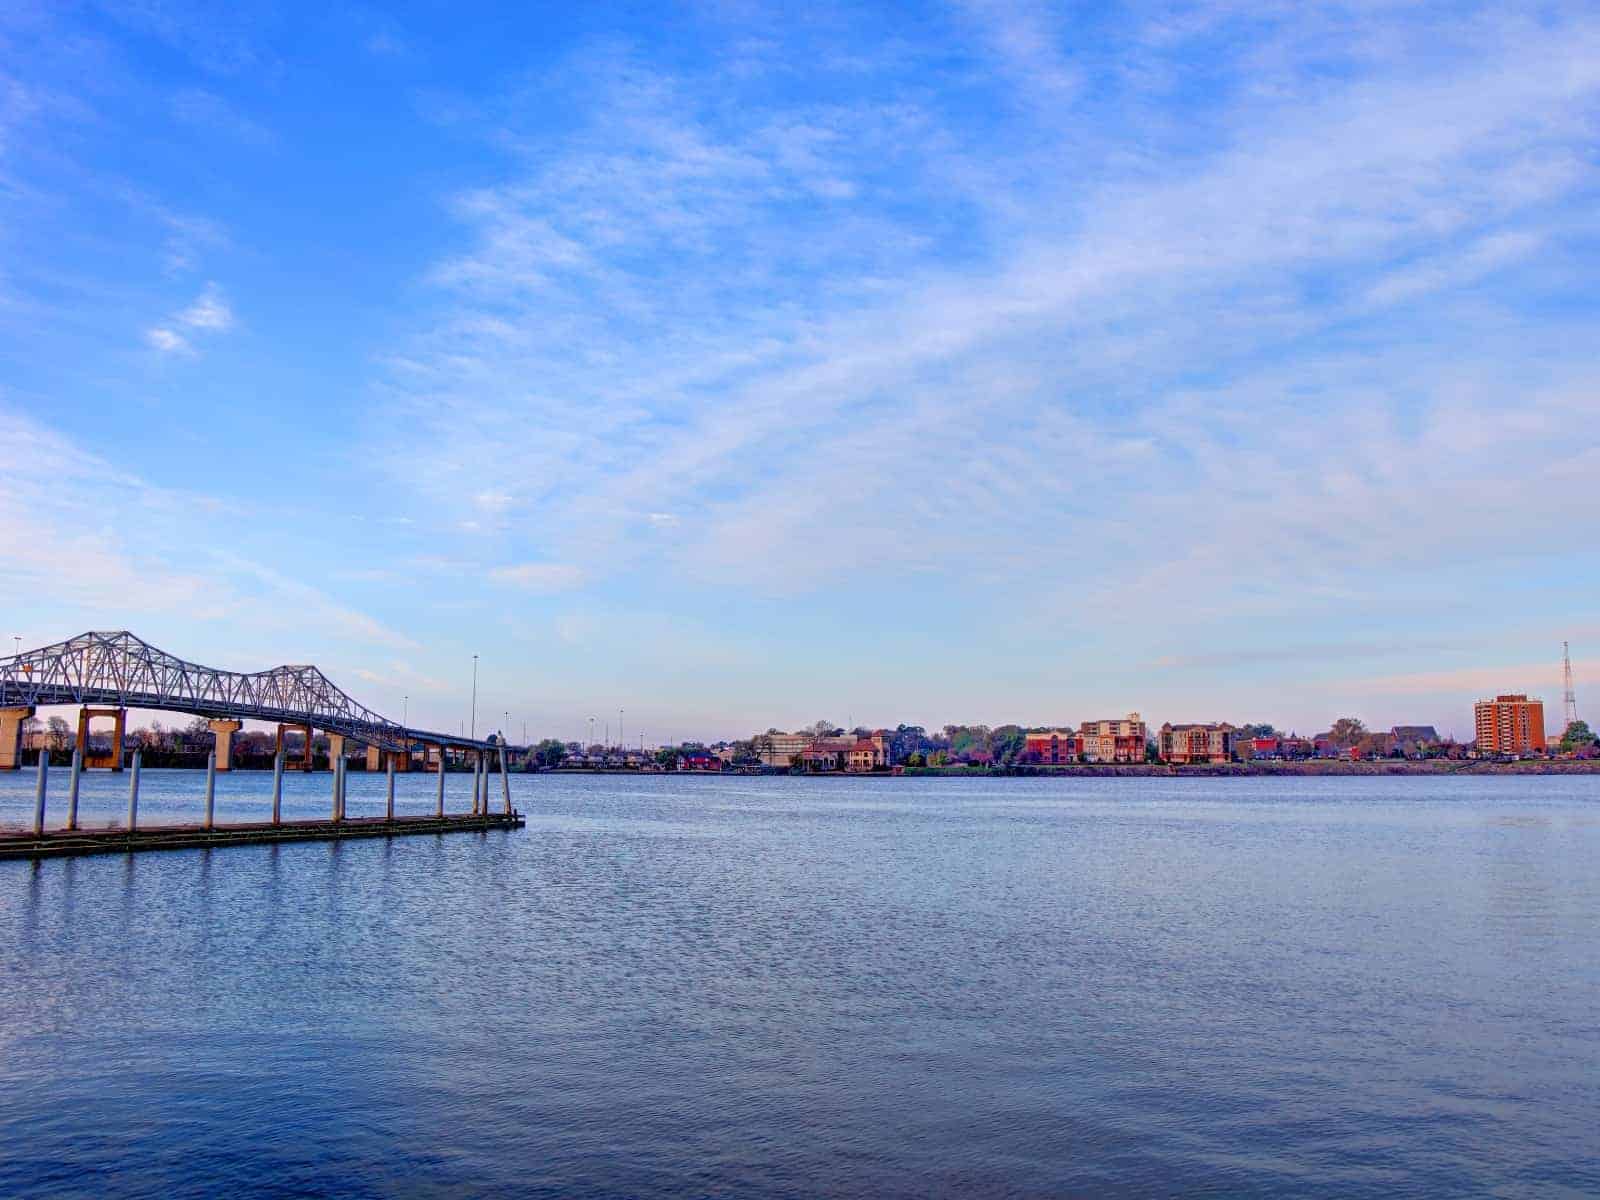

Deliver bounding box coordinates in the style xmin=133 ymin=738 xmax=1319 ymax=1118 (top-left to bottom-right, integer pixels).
xmin=532 ymin=738 xmax=567 ymax=768
xmin=1559 ymin=719 xmax=1596 ymax=751
xmin=991 ymin=725 xmax=1026 ymax=765
xmin=1328 ymin=717 xmax=1367 ymax=747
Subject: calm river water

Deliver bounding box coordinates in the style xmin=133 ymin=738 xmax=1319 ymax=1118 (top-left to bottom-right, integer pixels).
xmin=2 ymin=771 xmax=1597 ymax=1197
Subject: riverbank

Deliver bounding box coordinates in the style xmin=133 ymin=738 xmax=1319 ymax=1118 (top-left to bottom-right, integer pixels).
xmin=901 ymin=759 xmax=1600 ymax=777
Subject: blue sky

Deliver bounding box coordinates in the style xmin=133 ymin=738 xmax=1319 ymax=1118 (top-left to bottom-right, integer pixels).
xmin=3 ymin=1 xmax=1598 ymax=743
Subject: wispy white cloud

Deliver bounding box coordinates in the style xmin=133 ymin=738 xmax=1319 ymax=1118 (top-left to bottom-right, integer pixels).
xmin=489 ymin=562 xmax=587 ymax=593
xmin=147 ymin=281 xmax=233 ymax=352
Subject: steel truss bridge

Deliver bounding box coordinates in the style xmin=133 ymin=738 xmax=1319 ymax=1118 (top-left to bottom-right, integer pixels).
xmin=0 ymin=631 xmax=494 ymax=753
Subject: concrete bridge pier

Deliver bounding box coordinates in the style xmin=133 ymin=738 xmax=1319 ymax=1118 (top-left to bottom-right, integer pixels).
xmin=77 ymin=706 xmax=126 ymax=769
xmin=277 ymin=723 xmax=313 ymax=771
xmin=208 ymin=719 xmax=242 ymax=771
xmin=366 ymin=744 xmax=384 ymax=772
xmin=327 ymin=733 xmax=347 ymax=773
xmin=0 ymin=705 xmax=33 ymax=770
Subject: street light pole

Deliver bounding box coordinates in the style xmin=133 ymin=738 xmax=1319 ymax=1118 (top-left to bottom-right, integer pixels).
xmin=470 ymin=654 xmax=479 ymax=741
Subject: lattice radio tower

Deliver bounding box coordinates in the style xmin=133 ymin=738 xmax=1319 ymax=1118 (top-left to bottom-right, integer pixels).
xmin=1562 ymin=640 xmax=1578 ymax=732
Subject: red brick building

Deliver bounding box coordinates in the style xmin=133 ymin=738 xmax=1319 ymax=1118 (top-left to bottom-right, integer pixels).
xmin=1023 ymin=730 xmax=1082 ymax=764
xmin=1474 ymin=695 xmax=1546 ymax=755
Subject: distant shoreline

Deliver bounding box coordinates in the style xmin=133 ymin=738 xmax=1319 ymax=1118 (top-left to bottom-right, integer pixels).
xmin=545 ymin=759 xmax=1600 ymax=778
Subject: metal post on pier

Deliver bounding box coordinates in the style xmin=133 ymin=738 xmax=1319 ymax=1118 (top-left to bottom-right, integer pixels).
xmin=33 ymin=748 xmax=48 ymax=836
xmin=204 ymin=750 xmax=217 ymax=829
xmin=386 ymin=755 xmax=395 ymax=821
xmin=127 ymin=750 xmax=141 ymax=831
xmin=500 ymin=745 xmax=512 ymax=815
xmin=67 ymin=747 xmax=83 ymax=831
xmin=478 ymin=752 xmax=487 ymax=815
xmin=271 ymin=751 xmax=284 ymax=825
xmin=332 ymin=755 xmax=344 ymax=823
xmin=435 ymin=746 xmax=446 ymax=817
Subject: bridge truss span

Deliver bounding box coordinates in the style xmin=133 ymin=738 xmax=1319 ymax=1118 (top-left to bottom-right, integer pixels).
xmin=0 ymin=631 xmax=490 ymax=754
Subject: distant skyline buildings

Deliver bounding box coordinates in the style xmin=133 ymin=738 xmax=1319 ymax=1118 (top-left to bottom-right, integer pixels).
xmin=2 ymin=4 xmax=1598 ymax=741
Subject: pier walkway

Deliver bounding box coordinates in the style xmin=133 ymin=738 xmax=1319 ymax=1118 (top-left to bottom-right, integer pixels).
xmin=0 ymin=811 xmax=524 ymax=860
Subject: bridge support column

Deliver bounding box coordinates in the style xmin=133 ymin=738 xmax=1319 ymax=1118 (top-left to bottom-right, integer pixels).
xmin=208 ymin=719 xmax=242 ymax=771
xmin=0 ymin=706 xmax=33 ymax=770
xmin=395 ymin=748 xmax=410 ymax=773
xmin=276 ymin=723 xmax=313 ymax=771
xmin=366 ymin=744 xmax=384 ymax=772
xmin=77 ymin=706 xmax=126 ymax=770
xmin=327 ymin=733 xmax=346 ymax=772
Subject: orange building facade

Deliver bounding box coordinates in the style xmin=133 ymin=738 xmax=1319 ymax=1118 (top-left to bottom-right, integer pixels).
xmin=1474 ymin=694 xmax=1546 ymax=755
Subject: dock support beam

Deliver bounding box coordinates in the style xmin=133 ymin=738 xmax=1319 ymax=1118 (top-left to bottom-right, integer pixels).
xmin=33 ymin=747 xmax=48 ymax=835
xmin=204 ymin=750 xmax=217 ymax=829
xmin=386 ymin=756 xmax=395 ymax=820
xmin=67 ymin=747 xmax=82 ymax=830
xmin=0 ymin=706 xmax=34 ymax=770
xmin=271 ymin=751 xmax=284 ymax=824
xmin=127 ymin=751 xmax=141 ymax=830
xmin=208 ymin=719 xmax=242 ymax=771
xmin=501 ymin=745 xmax=512 ymax=814
xmin=332 ymin=756 xmax=344 ymax=822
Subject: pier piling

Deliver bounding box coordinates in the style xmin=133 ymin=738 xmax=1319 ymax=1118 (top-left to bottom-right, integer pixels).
xmin=500 ymin=745 xmax=512 ymax=814
xmin=33 ymin=749 xmax=48 ymax=836
xmin=203 ymin=751 xmax=217 ymax=829
xmin=271 ymin=751 xmax=284 ymax=825
xmin=67 ymin=747 xmax=83 ymax=831
xmin=386 ymin=756 xmax=395 ymax=820
xmin=127 ymin=751 xmax=141 ymax=830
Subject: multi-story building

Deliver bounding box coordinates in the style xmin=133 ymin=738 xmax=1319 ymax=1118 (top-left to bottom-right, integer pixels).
xmin=1474 ymin=695 xmax=1546 ymax=755
xmin=1159 ymin=722 xmax=1239 ymax=764
xmin=847 ymin=732 xmax=892 ymax=772
xmin=754 ymin=732 xmax=813 ymax=768
xmin=1023 ymin=730 xmax=1082 ymax=764
xmin=1078 ymin=713 xmax=1147 ymax=763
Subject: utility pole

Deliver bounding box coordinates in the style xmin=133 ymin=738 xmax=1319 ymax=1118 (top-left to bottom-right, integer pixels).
xmin=470 ymin=654 xmax=478 ymax=740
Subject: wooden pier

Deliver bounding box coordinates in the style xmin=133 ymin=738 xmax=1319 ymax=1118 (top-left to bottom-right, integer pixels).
xmin=0 ymin=810 xmax=524 ymax=861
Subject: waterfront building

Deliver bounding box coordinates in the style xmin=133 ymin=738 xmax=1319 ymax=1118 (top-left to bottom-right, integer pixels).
xmin=1159 ymin=722 xmax=1239 ymax=764
xmin=1390 ymin=725 xmax=1441 ymax=758
xmin=1023 ymin=730 xmax=1082 ymax=764
xmin=1474 ymin=695 xmax=1546 ymax=755
xmin=846 ymin=732 xmax=892 ymax=771
xmin=1078 ymin=713 xmax=1147 ymax=763
xmin=754 ymin=732 xmax=813 ymax=767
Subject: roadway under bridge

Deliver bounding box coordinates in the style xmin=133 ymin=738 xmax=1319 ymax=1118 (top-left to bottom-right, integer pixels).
xmin=0 ymin=630 xmax=498 ymax=772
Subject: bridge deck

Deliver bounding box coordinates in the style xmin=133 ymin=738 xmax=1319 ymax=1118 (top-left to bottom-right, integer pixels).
xmin=0 ymin=811 xmax=524 ymax=860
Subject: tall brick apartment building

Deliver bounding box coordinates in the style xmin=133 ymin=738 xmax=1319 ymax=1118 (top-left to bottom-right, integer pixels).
xmin=1474 ymin=694 xmax=1546 ymax=754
